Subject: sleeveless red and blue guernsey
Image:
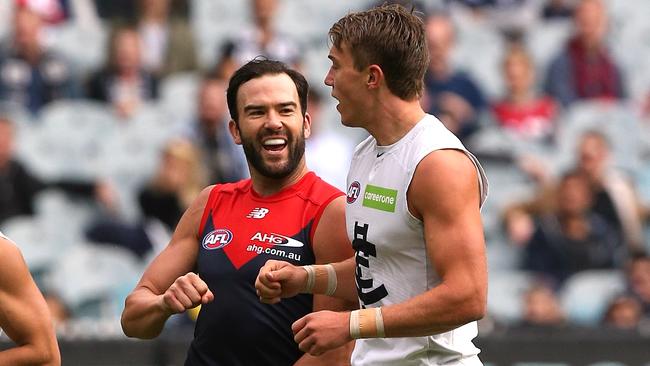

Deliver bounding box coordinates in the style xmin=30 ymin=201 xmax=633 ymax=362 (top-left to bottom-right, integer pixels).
xmin=185 ymin=172 xmax=342 ymax=366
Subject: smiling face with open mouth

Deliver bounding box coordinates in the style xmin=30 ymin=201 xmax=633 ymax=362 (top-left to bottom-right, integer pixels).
xmin=231 ymin=73 xmax=311 ymax=179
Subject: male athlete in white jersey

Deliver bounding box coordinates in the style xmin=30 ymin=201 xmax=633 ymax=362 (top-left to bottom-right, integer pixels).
xmin=0 ymin=231 xmax=60 ymax=365
xmin=256 ymin=4 xmax=489 ymax=365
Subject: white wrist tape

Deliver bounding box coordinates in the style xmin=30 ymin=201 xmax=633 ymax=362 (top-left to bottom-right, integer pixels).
xmin=349 ymin=307 xmax=385 ymax=339
xmin=301 ymin=264 xmax=337 ymax=295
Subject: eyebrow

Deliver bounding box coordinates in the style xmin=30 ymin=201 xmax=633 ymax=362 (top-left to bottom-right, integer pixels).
xmin=243 ymin=101 xmax=297 ymax=113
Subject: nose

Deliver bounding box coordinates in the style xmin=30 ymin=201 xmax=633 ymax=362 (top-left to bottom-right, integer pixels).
xmin=265 ymin=111 xmax=283 ymax=130
xmin=324 ymin=68 xmax=333 ymax=87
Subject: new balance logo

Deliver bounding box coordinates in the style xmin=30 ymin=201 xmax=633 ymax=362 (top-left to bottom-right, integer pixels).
xmin=247 ymin=207 xmax=270 ymax=219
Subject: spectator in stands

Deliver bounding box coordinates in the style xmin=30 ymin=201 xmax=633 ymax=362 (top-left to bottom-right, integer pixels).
xmin=0 ymin=116 xmax=115 ymax=225
xmin=602 ymin=293 xmax=643 ymax=331
xmin=135 ymin=0 xmax=198 ymax=77
xmin=506 ymin=130 xmax=645 ymax=252
xmin=87 ymin=138 xmax=207 ymax=259
xmin=491 ymin=46 xmax=558 ymax=144
xmin=543 ymin=0 xmax=625 ymax=106
xmin=626 ymin=253 xmax=650 ymax=317
xmin=85 ymin=24 xmax=159 ymax=119
xmin=93 ymin=0 xmax=189 ymax=23
xmin=138 ymin=138 xmax=205 ymax=232
xmin=219 ymin=0 xmax=301 ymax=69
xmin=0 ymin=3 xmax=76 ymax=114
xmin=541 ymin=0 xmax=575 ymax=20
xmin=184 ymin=73 xmax=248 ymax=184
xmin=518 ymin=281 xmax=566 ymax=328
xmin=423 ymin=13 xmax=486 ymax=141
xmin=522 ymin=170 xmax=621 ymax=286
xmin=575 ymin=130 xmax=645 ymax=251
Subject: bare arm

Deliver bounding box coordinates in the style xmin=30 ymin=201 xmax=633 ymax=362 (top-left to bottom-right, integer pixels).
xmin=121 ymin=186 xmax=214 ymax=339
xmin=381 ymin=149 xmax=487 ymax=336
xmin=0 ymin=238 xmax=60 ymax=366
xmin=294 ymin=196 xmax=357 ymax=366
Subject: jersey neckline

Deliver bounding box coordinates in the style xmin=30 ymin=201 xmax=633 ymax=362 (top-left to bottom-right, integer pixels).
xmin=248 ymin=171 xmax=316 ymax=202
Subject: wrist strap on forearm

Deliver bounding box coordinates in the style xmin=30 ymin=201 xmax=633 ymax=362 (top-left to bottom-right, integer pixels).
xmin=350 ymin=307 xmax=385 ymax=339
xmin=301 ymin=264 xmax=337 ymax=296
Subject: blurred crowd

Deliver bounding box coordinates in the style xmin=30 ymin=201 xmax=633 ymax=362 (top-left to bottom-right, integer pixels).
xmin=0 ymin=0 xmax=649 ymax=338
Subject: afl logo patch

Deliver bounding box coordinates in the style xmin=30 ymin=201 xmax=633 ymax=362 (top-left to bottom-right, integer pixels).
xmin=202 ymin=229 xmax=233 ymax=250
xmin=347 ymin=181 xmax=361 ymax=204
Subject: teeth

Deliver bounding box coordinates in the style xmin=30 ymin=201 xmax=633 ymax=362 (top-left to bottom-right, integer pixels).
xmin=263 ymin=138 xmax=286 ymax=146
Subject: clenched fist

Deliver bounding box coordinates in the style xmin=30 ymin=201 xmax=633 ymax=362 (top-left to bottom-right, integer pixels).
xmin=161 ymin=272 xmax=214 ymax=314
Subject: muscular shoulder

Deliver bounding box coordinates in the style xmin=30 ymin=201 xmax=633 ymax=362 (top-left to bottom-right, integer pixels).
xmin=409 ymin=149 xmax=480 ymax=219
xmin=0 ymin=238 xmax=29 ymax=293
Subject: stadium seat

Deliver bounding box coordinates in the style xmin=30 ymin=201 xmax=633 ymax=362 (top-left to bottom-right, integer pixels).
xmin=160 ymin=72 xmax=201 ymax=125
xmin=559 ymin=270 xmax=626 ymax=326
xmin=35 ymin=100 xmax=117 ymax=180
xmin=45 ymin=242 xmax=144 ymax=318
xmin=526 ymin=21 xmax=572 ymax=73
xmin=0 ymin=215 xmax=57 ymax=274
xmin=487 ymin=270 xmax=534 ymax=325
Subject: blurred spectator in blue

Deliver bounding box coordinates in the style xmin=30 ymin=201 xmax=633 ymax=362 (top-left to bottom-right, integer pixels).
xmin=0 ymin=116 xmax=116 ymax=224
xmin=626 ymin=253 xmax=650 ymax=318
xmin=85 ymin=24 xmax=159 ymax=119
xmin=491 ymin=46 xmax=558 ymax=144
xmin=543 ymin=0 xmax=625 ymax=106
xmin=602 ymin=293 xmax=643 ymax=331
xmin=522 ymin=170 xmax=622 ymax=286
xmin=135 ymin=0 xmax=198 ymax=77
xmin=0 ymin=3 xmax=76 ymax=115
xmin=183 ymin=73 xmax=248 ymax=184
xmin=93 ymin=0 xmax=189 ymax=23
xmin=220 ymin=0 xmax=301 ymax=69
xmin=423 ymin=13 xmax=486 ymax=141
xmin=541 ymin=0 xmax=575 ymax=20
xmin=305 ymin=89 xmax=356 ymax=191
xmin=86 ymin=138 xmax=206 ymax=259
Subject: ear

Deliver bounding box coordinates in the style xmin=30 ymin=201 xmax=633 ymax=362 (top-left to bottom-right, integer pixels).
xmin=228 ymin=120 xmax=242 ymax=145
xmin=303 ymin=112 xmax=312 ymax=139
xmin=367 ymin=64 xmax=383 ymax=89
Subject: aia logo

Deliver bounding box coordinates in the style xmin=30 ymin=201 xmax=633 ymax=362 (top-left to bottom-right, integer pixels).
xmin=202 ymin=229 xmax=233 ymax=250
xmin=247 ymin=207 xmax=269 ymax=219
xmin=347 ymin=181 xmax=361 ymax=204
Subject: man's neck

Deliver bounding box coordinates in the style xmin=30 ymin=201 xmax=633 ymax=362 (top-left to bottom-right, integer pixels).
xmin=364 ymin=96 xmax=426 ymax=146
xmin=250 ymin=162 xmax=309 ymax=197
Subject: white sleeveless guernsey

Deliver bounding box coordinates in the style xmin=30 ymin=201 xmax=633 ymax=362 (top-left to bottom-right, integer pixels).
xmin=345 ymin=115 xmax=488 ymax=366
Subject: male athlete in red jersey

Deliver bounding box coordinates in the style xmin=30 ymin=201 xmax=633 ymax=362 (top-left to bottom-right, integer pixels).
xmin=121 ymin=59 xmax=356 ymax=365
